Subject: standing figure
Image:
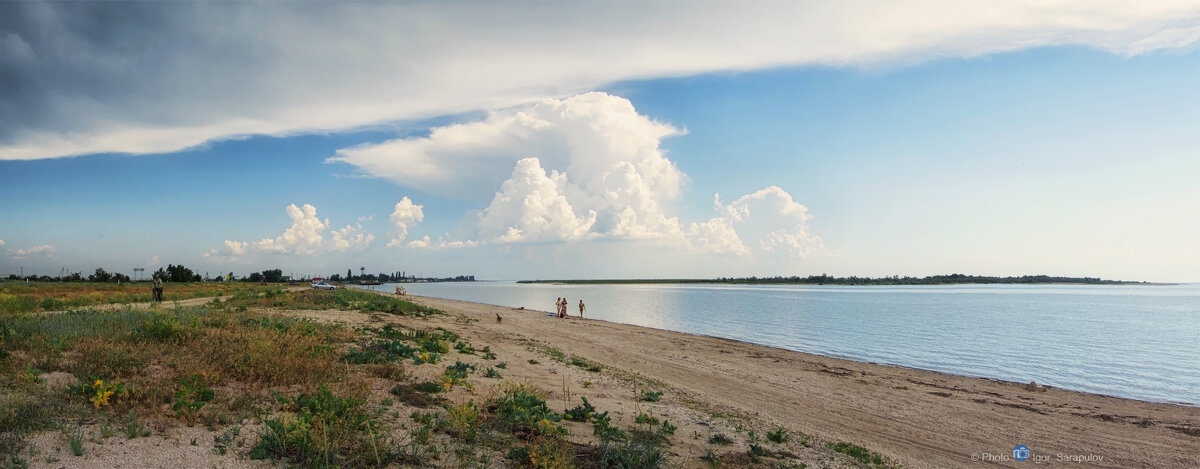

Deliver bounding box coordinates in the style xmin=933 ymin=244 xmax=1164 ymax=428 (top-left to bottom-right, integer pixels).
xmin=578 ymin=299 xmax=585 ymax=318
xmin=152 ymin=274 xmax=164 ymax=302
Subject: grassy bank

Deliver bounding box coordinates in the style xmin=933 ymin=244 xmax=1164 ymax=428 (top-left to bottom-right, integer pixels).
xmin=1 ymin=285 xmax=896 ymax=468
xmin=0 ymin=281 xmax=269 ymax=314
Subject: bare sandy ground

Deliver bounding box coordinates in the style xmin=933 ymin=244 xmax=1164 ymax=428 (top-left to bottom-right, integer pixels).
xmin=396 ymin=294 xmax=1200 ymax=469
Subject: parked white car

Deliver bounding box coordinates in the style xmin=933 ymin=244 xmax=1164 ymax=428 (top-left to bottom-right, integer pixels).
xmin=312 ymin=281 xmax=336 ymax=290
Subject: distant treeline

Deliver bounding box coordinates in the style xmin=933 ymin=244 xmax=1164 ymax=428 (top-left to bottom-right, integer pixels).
xmin=518 ymin=274 xmax=1151 ymax=286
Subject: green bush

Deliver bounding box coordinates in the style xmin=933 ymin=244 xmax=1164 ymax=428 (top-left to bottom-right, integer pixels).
xmin=251 ymin=385 xmax=390 ymax=468
xmin=767 ymin=426 xmax=789 ymax=444
xmin=640 ymin=390 xmax=663 ymax=402
xmin=173 ymin=374 xmax=215 ymax=420
xmin=486 ymin=385 xmax=564 ymax=436
xmin=826 ymin=441 xmax=893 ymax=468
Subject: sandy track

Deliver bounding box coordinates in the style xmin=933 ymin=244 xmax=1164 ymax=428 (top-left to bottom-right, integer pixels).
xmin=400 ymin=294 xmax=1200 ymax=469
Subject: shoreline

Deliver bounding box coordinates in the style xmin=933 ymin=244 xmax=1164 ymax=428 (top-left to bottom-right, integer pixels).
xmin=365 ymin=286 xmax=1197 ymax=408
xmin=397 ymin=293 xmax=1200 ymax=468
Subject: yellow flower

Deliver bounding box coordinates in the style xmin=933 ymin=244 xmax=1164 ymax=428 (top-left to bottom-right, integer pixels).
xmin=94 ymin=379 xmax=103 ymax=387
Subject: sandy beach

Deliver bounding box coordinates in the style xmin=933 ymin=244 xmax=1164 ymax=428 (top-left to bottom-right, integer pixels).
xmin=392 ymin=294 xmax=1200 ymax=468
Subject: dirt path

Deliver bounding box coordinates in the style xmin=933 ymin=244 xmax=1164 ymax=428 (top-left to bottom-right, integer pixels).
xmin=39 ymin=287 xmax=309 ymax=314
xmin=396 ymin=294 xmax=1200 ymax=469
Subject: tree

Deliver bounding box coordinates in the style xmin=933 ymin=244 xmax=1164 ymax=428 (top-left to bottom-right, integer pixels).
xmin=261 ymin=269 xmax=283 ymax=283
xmin=89 ymin=268 xmax=113 ymax=283
xmin=159 ymin=264 xmax=201 ymax=282
xmin=246 ymin=272 xmax=263 ymax=283
xmin=347 ymin=269 xmax=353 ymax=281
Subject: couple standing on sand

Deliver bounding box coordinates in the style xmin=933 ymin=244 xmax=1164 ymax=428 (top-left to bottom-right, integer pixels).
xmin=555 ymin=297 xmax=585 ymax=318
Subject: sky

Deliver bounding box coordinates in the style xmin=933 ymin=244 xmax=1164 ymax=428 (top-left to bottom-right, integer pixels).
xmin=1 ymin=1 xmax=1198 ymax=282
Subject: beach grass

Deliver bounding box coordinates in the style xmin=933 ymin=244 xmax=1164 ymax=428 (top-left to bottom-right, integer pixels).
xmin=0 ymin=283 xmax=894 ymax=468
xmin=0 ymin=281 xmax=266 ymax=314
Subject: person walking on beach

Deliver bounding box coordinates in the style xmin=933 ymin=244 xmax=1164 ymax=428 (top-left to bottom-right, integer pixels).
xmin=578 ymin=299 xmax=585 ymax=318
xmin=152 ymin=274 xmax=164 ymax=302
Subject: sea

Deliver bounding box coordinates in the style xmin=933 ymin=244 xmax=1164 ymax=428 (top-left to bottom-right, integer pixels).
xmin=357 ymin=281 xmax=1200 ymax=406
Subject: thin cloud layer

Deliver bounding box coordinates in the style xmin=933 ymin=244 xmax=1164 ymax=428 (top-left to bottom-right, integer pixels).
xmin=6 ymin=244 xmax=55 ymax=260
xmin=3 ymin=1 xmax=1198 ymax=160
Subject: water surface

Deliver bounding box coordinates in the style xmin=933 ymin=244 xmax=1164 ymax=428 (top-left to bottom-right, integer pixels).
xmin=361 ymin=281 xmax=1200 ymax=405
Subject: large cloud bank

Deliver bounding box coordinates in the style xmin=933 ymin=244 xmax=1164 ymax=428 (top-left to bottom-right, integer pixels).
xmin=336 ymin=93 xmax=822 ymax=259
xmin=2 ymin=1 xmax=1198 ymax=160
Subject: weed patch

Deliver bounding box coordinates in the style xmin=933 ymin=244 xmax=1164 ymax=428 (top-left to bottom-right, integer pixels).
xmin=251 ymin=385 xmax=391 ymax=468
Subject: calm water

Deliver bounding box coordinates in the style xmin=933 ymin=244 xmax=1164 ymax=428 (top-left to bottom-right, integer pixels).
xmin=362 ymin=282 xmax=1200 ymax=406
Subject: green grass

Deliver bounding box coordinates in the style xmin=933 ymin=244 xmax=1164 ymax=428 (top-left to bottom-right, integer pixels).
xmin=826 ymin=441 xmax=896 ymax=468
xmin=0 ymin=282 xmax=264 ymax=314
xmin=218 ymin=288 xmax=442 ymax=316
xmin=569 ymin=355 xmax=603 ymax=372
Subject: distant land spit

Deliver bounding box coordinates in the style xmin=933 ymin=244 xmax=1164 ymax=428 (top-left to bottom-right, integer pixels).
xmin=518 ymin=274 xmax=1163 ymax=286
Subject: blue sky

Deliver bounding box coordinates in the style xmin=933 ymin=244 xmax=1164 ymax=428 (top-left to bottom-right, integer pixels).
xmin=1 ymin=3 xmax=1198 ymax=281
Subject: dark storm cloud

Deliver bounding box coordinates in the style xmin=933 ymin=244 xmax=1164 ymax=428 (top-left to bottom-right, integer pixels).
xmin=1 ymin=1 xmax=1196 ymax=160
xmin=0 ymin=2 xmax=184 ymax=139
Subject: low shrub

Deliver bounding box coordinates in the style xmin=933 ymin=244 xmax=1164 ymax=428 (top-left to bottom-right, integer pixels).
xmin=250 ymin=385 xmax=391 ymax=468
xmin=767 ymin=426 xmax=789 ymax=444
xmin=640 ymin=390 xmax=663 ymax=402
xmin=827 ymin=441 xmax=893 ymax=468
xmin=486 ymin=384 xmax=564 ymax=437
xmin=172 ymin=374 xmax=215 ymax=423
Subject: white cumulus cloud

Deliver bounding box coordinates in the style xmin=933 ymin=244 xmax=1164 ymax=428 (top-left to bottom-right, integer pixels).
xmin=343 ymin=92 xmax=824 ymax=259
xmin=205 ymin=203 xmax=372 ymax=261
xmin=713 ymin=186 xmax=824 ymax=259
xmin=329 ymin=223 xmax=375 ymax=252
xmin=6 ymin=244 xmax=55 ymax=260
xmin=340 ymin=93 xmax=689 ymax=246
xmin=5 ymin=2 xmax=1198 ymax=160
xmin=477 ymin=158 xmax=597 ymax=243
xmin=387 ymin=197 xmax=424 ymax=247
xmin=146 ymin=255 xmax=160 ymax=267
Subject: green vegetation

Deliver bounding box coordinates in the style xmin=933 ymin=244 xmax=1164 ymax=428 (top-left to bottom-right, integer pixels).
xmin=0 ymin=281 xmax=264 ymax=314
xmin=173 ymin=374 xmax=215 ymax=423
xmin=640 ymin=390 xmax=663 ymax=402
xmin=569 ymin=355 xmax=603 ymax=372
xmin=767 ymin=426 xmax=789 ymax=444
xmin=217 ymin=288 xmax=442 ymax=316
xmin=251 ymin=385 xmax=390 ymax=468
xmin=827 ymin=441 xmax=898 ymax=468
xmin=1 ymin=282 xmax=899 ymax=468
